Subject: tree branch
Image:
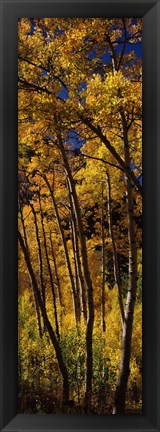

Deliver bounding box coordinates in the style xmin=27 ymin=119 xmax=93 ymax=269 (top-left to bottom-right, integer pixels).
xmin=79 ymin=114 xmax=142 ymax=195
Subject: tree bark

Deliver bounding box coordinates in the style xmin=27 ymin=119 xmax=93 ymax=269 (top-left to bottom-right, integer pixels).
xmin=38 ymin=192 xmax=60 ymax=341
xmin=29 ymin=203 xmax=46 ymax=306
xmin=43 ymin=175 xmax=79 ymax=327
xmin=101 ymin=183 xmax=106 ymax=333
xmin=18 ymin=230 xmax=70 ymax=402
xmin=49 ymin=231 xmax=63 ymax=308
xmin=113 ymin=112 xmax=138 ymax=414
xmin=69 ymin=213 xmax=81 ymax=323
xmin=56 ymin=128 xmax=94 ymax=406
xmin=67 ymin=178 xmax=87 ymax=322
xmin=106 ymin=172 xmax=125 ymax=326
xmin=19 ymin=208 xmax=43 ymax=338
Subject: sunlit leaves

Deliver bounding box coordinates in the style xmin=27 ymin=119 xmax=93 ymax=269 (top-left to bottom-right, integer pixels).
xmin=18 ymin=17 xmax=142 ymax=414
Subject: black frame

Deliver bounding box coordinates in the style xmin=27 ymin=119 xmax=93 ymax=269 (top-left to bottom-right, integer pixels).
xmin=0 ymin=1 xmax=160 ymax=431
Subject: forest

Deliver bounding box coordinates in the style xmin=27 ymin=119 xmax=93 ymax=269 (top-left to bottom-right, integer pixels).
xmin=18 ymin=18 xmax=142 ymax=415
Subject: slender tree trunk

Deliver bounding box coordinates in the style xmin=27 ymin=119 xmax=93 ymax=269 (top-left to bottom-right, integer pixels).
xmin=106 ymin=172 xmax=125 ymax=326
xmin=18 ymin=230 xmax=70 ymax=402
xmin=113 ymin=112 xmax=137 ymax=414
xmin=56 ymin=129 xmax=94 ymax=407
xmin=69 ymin=215 xmax=81 ymax=323
xmin=38 ymin=192 xmax=60 ymax=341
xmin=43 ymin=175 xmax=79 ymax=327
xmin=49 ymin=232 xmax=63 ymax=333
xmin=67 ymin=178 xmax=87 ymax=322
xmin=19 ymin=208 xmax=43 ymax=338
xmin=29 ymin=203 xmax=46 ymax=306
xmin=49 ymin=231 xmax=63 ymax=308
xmin=101 ymin=183 xmax=106 ymax=333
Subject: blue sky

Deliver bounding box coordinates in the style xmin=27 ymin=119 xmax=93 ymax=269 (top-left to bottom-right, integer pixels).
xmin=58 ymin=37 xmax=142 ymax=101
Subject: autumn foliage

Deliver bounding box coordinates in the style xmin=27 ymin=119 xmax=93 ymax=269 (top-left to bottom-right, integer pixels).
xmin=18 ymin=18 xmax=142 ymax=414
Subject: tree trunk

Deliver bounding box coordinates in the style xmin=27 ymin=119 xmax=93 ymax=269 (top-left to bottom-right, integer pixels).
xmin=43 ymin=175 xmax=79 ymax=327
xmin=38 ymin=192 xmax=60 ymax=341
xmin=18 ymin=230 xmax=70 ymax=402
xmin=106 ymin=172 xmax=125 ymax=326
xmin=29 ymin=203 xmax=46 ymax=306
xmin=49 ymin=231 xmax=63 ymax=308
xmin=56 ymin=129 xmax=94 ymax=407
xmin=113 ymin=112 xmax=137 ymax=414
xmin=101 ymin=183 xmax=106 ymax=333
xmin=69 ymin=214 xmax=81 ymax=323
xmin=19 ymin=208 xmax=43 ymax=338
xmin=67 ymin=178 xmax=87 ymax=322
